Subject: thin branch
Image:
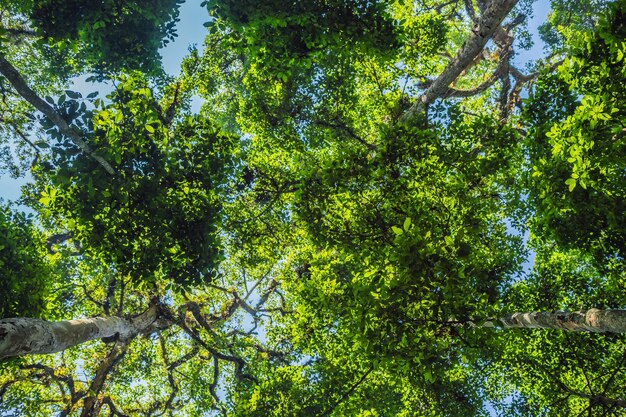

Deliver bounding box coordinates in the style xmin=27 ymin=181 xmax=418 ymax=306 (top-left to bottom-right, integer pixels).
xmin=158 ymin=335 xmax=180 ymax=413
xmin=209 ymin=355 xmax=221 ymax=406
xmin=175 ymin=318 xmax=256 ymax=383
xmin=0 ymin=116 xmax=41 ymax=160
xmin=103 ymin=277 xmax=117 ymax=316
xmin=320 ymin=367 xmax=373 ymax=417
xmin=20 ymin=363 xmax=78 ymax=401
xmin=0 ymin=379 xmax=17 ymax=402
xmin=102 ymin=396 xmax=130 ymax=417
xmin=441 ymin=49 xmax=511 ymax=98
xmin=313 ymin=119 xmax=376 ymax=151
xmin=80 ymin=341 xmax=129 ymax=417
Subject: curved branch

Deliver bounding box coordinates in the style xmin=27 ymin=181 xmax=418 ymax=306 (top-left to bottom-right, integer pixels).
xmin=0 ymin=116 xmax=41 ymax=161
xmin=320 ymin=367 xmax=373 ymax=417
xmin=19 ymin=363 xmax=80 ymax=414
xmin=101 ymin=396 xmax=129 ymax=417
xmin=443 ymin=47 xmax=512 ymax=98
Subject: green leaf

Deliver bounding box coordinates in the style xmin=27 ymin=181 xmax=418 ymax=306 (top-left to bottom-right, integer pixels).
xmin=65 ymin=90 xmax=82 ymax=99
xmin=391 ymin=226 xmax=403 ymax=235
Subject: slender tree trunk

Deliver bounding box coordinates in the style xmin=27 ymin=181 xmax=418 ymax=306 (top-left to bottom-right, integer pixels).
xmin=0 ymin=53 xmax=115 ymax=174
xmin=481 ymin=309 xmax=626 ymax=333
xmin=0 ymin=307 xmax=158 ymax=359
xmin=401 ymin=0 xmax=518 ymax=122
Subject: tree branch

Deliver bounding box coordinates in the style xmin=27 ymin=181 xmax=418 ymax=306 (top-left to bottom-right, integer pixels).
xmin=401 ymin=0 xmax=519 ymax=122
xmin=320 ymin=367 xmax=373 ymax=417
xmin=0 ymin=53 xmax=115 ymax=174
xmin=80 ymin=341 xmax=129 ymax=417
xmin=0 ymin=116 xmax=41 ymax=161
xmin=101 ymin=396 xmax=129 ymax=417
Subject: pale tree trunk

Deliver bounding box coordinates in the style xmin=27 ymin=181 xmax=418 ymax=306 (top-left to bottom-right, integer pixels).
xmin=481 ymin=309 xmax=626 ymax=333
xmin=0 ymin=307 xmax=158 ymax=359
xmin=400 ymin=0 xmax=518 ymax=122
xmin=0 ymin=53 xmax=115 ymax=174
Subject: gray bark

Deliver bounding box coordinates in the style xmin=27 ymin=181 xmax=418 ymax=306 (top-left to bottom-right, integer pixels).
xmin=400 ymin=0 xmax=518 ymax=122
xmin=0 ymin=53 xmax=115 ymax=174
xmin=481 ymin=309 xmax=626 ymax=333
xmin=0 ymin=307 xmax=158 ymax=359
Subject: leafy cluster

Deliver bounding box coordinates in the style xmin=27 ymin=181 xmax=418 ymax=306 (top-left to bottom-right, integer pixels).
xmin=205 ymin=0 xmax=398 ymax=62
xmin=30 ymin=0 xmax=184 ymax=76
xmin=0 ymin=205 xmax=54 ymax=318
xmin=526 ymin=0 xmax=626 ymax=265
xmin=33 ymin=75 xmax=237 ymax=287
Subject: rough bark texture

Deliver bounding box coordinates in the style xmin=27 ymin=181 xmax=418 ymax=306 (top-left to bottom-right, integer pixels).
xmin=489 ymin=309 xmax=626 ymax=333
xmin=0 ymin=307 xmax=158 ymax=359
xmin=0 ymin=53 xmax=115 ymax=174
xmin=400 ymin=0 xmax=518 ymax=122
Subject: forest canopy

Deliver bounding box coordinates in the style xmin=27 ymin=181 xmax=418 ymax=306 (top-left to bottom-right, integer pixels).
xmin=1 ymin=0 xmax=626 ymax=416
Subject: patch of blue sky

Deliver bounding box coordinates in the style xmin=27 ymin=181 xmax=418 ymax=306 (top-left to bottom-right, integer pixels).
xmin=514 ymin=0 xmax=552 ymax=68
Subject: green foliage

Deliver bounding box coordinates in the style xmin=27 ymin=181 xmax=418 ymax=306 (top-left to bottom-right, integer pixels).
xmin=4 ymin=0 xmax=626 ymax=416
xmin=29 ymin=0 xmax=183 ymax=76
xmin=31 ymin=75 xmax=237 ymax=287
xmin=538 ymin=0 xmax=611 ymax=50
xmin=0 ymin=205 xmax=54 ymax=318
xmin=526 ymin=0 xmax=626 ymax=265
xmin=205 ymin=0 xmax=398 ymax=62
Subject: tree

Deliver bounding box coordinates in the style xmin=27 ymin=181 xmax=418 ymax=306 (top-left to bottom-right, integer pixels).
xmin=0 ymin=204 xmax=55 ymax=319
xmin=2 ymin=0 xmax=626 ymax=416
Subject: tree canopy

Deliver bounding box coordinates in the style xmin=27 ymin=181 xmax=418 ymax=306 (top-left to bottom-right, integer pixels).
xmin=2 ymin=0 xmax=626 ymax=416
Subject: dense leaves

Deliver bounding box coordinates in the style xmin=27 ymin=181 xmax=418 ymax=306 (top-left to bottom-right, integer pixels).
xmin=2 ymin=0 xmax=626 ymax=416
xmin=31 ymin=75 xmax=237 ymax=286
xmin=0 ymin=205 xmax=54 ymax=318
xmin=31 ymin=0 xmax=184 ymax=76
xmin=526 ymin=0 xmax=626 ymax=266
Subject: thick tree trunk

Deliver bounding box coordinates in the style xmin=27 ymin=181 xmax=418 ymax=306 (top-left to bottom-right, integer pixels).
xmin=482 ymin=309 xmax=626 ymax=333
xmin=0 ymin=307 xmax=158 ymax=359
xmin=400 ymin=0 xmax=518 ymax=122
xmin=0 ymin=53 xmax=115 ymax=174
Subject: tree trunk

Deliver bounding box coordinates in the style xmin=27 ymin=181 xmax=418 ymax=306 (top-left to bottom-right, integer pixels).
xmin=0 ymin=307 xmax=158 ymax=359
xmin=481 ymin=309 xmax=626 ymax=333
xmin=400 ymin=0 xmax=518 ymax=122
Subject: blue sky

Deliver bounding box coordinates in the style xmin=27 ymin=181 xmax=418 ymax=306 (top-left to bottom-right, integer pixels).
xmin=516 ymin=0 xmax=551 ymax=65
